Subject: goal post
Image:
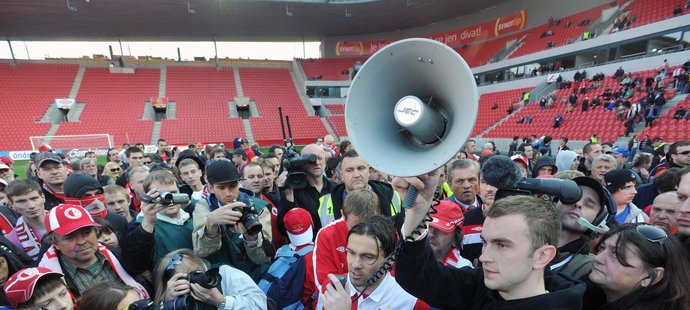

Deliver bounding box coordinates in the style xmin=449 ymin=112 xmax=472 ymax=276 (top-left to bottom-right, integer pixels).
xmin=29 ymin=134 xmax=114 ymax=154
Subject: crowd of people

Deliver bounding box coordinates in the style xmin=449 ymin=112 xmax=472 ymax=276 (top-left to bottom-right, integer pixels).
xmin=0 ymin=127 xmax=689 ymax=309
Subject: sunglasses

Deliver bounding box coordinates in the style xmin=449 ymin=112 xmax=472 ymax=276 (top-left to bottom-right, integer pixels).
xmin=636 ymin=224 xmax=668 ymax=245
xmin=110 ymin=168 xmax=122 ymax=172
xmin=677 ymin=150 xmax=690 ymax=156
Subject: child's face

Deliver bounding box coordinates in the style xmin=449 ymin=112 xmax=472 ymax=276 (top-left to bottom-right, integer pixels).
xmin=97 ymin=230 xmax=119 ymax=248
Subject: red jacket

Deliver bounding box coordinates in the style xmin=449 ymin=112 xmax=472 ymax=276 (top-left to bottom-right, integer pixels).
xmin=312 ymin=219 xmax=348 ymax=295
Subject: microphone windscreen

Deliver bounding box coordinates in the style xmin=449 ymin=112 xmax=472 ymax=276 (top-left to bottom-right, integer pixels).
xmin=481 ymin=155 xmax=522 ymax=189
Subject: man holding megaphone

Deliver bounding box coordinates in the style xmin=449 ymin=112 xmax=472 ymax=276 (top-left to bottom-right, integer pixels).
xmin=391 ymin=171 xmax=586 ymax=309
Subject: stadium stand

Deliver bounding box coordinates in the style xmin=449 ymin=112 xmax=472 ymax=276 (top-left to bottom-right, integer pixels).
xmin=471 ymin=87 xmax=532 ymax=137
xmin=160 ymin=66 xmax=245 ymax=145
xmin=0 ymin=63 xmax=77 ymax=150
xmin=299 ymin=58 xmax=366 ymax=80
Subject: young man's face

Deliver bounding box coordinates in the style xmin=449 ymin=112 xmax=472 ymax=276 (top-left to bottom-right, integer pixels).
xmin=537 ymin=166 xmax=553 ymax=176
xmin=671 ymin=145 xmax=690 ymax=166
xmin=212 ymin=152 xmax=226 ymax=160
xmin=241 ymin=165 xmax=264 ymax=195
xmin=479 ymin=214 xmax=543 ymax=298
xmin=347 ymin=233 xmax=385 ymax=291
xmin=554 ymin=186 xmax=602 ymax=234
xmin=9 ymin=190 xmax=46 ymax=221
xmin=523 ymin=146 xmax=533 ymax=159
xmin=179 ymin=164 xmax=202 ymax=189
xmin=585 ymin=145 xmax=603 ymax=163
xmin=108 ymin=149 xmax=120 ymax=162
xmin=612 ymin=182 xmax=637 ymax=206
xmin=262 ymin=166 xmax=275 ymax=190
xmin=54 ymin=226 xmax=99 ymax=267
xmin=30 ymin=283 xmax=75 ymax=310
xmin=104 ymin=191 xmax=132 ymax=222
xmin=209 ymin=181 xmax=240 ymax=205
xmin=231 ymin=155 xmax=245 ymax=167
xmin=128 ymin=152 xmax=145 ymax=168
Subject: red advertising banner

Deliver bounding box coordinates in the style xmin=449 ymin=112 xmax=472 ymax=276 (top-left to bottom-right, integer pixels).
xmin=335 ymin=9 xmax=527 ymax=56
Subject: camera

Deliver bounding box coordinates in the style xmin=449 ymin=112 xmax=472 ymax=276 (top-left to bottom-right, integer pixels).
xmin=158 ymin=190 xmax=190 ymax=205
xmin=161 ymin=269 xmax=222 ymax=310
xmin=282 ymin=153 xmax=317 ymax=189
xmin=233 ymin=197 xmax=263 ymax=235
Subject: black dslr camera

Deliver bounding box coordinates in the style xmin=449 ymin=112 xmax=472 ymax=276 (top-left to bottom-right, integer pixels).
xmin=161 ymin=269 xmax=222 ymax=310
xmin=282 ymin=151 xmax=317 ymax=189
xmin=234 ymin=196 xmax=262 ymax=236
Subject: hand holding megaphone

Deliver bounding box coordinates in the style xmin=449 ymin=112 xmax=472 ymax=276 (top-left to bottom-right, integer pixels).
xmin=391 ymin=168 xmax=442 ymax=238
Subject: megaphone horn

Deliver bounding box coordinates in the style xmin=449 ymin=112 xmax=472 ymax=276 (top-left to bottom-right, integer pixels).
xmin=346 ymin=38 xmax=479 ymax=177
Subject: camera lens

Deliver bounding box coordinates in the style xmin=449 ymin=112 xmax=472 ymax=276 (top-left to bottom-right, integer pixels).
xmin=187 ymin=269 xmax=221 ymax=289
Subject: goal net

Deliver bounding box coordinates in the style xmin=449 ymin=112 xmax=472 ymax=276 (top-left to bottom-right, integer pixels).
xmin=29 ymin=134 xmax=114 ymax=156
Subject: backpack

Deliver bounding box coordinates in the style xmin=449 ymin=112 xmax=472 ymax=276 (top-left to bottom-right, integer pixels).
xmin=258 ymin=244 xmax=314 ymax=310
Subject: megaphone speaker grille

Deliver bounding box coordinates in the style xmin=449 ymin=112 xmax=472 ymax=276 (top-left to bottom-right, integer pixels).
xmin=346 ymin=38 xmax=478 ymax=177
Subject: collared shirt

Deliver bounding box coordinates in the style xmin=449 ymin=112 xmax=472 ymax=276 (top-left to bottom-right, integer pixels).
xmin=348 ymin=273 xmax=427 ymax=310
xmin=61 ymin=251 xmax=120 ymax=293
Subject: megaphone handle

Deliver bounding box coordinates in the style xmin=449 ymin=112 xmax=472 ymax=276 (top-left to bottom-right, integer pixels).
xmin=402 ymin=186 xmax=418 ymax=209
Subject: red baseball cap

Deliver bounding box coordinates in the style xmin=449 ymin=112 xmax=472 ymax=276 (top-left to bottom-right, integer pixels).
xmin=38 ymin=144 xmax=53 ymax=153
xmin=0 ymin=156 xmax=13 ymax=165
xmin=511 ymin=154 xmax=529 ymax=169
xmin=45 ymin=204 xmax=100 ymax=236
xmin=4 ymin=267 xmax=64 ymax=307
xmin=429 ymin=200 xmax=464 ymax=233
xmin=284 ymin=208 xmax=313 ymax=246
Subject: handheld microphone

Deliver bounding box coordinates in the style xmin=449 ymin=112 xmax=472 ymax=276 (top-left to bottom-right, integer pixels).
xmin=576 ymin=217 xmax=610 ymax=234
xmin=482 ymin=155 xmax=582 ymax=204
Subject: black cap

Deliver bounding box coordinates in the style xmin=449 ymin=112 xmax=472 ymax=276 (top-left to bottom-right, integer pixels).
xmin=604 ymin=169 xmax=637 ymax=192
xmin=176 ymin=149 xmax=204 ymax=170
xmin=205 ymin=160 xmax=243 ymax=184
xmin=64 ymin=174 xmax=103 ymax=198
xmin=232 ymin=148 xmax=247 ymax=160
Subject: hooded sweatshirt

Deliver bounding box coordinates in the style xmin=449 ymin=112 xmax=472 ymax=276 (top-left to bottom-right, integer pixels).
xmin=532 ymin=156 xmax=559 ymax=178
xmin=556 ymin=150 xmax=578 ymax=173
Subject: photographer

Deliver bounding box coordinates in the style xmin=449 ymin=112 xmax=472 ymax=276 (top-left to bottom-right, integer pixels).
xmin=276 ymin=144 xmax=336 ymax=236
xmin=122 ymin=170 xmax=195 ymax=275
xmin=192 ymin=159 xmax=272 ymax=282
xmin=154 ymin=249 xmax=266 ymax=310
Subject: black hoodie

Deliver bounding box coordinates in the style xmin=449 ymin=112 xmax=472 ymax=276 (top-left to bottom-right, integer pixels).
xmin=532 ymin=156 xmax=558 ymax=178
xmin=396 ymin=237 xmax=586 ymax=309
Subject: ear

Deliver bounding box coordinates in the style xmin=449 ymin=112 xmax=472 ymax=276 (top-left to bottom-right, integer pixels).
xmin=533 ymin=245 xmax=557 ymax=270
xmin=641 ymin=267 xmax=665 ymax=287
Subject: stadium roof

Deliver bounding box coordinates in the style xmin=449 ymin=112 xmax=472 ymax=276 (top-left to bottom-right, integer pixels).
xmin=0 ymin=0 xmax=509 ymax=41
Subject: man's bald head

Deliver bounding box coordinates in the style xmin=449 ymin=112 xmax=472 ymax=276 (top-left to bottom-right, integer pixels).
xmin=651 ymin=191 xmax=680 ymax=232
xmin=301 ymin=144 xmax=326 ymax=178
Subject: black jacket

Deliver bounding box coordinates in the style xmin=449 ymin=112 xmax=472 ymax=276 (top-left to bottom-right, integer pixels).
xmin=276 ymin=175 xmax=336 ymax=237
xmin=396 ymin=237 xmax=586 ymax=309
xmin=42 ymin=187 xmax=63 ymax=210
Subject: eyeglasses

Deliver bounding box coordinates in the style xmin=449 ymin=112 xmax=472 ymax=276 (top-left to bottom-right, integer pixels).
xmin=110 ymin=168 xmax=122 ymax=172
xmin=636 ymin=224 xmax=668 ymax=245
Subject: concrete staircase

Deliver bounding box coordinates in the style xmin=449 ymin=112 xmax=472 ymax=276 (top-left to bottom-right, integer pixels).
xmin=289 ymin=69 xmax=315 ymax=116
xmin=166 ymin=101 xmax=177 ymax=119
xmin=41 ymin=124 xmax=61 ymax=145
xmin=613 ymin=91 xmax=686 ymax=146
xmin=233 ymin=67 xmax=244 ymax=97
xmin=68 ymin=65 xmax=86 ymax=100
xmin=150 ymin=122 xmax=162 ymax=145
xmin=158 ymin=66 xmax=167 ymax=98
xmin=242 ymin=119 xmax=254 ymax=143
xmin=67 ymin=103 xmax=85 ymax=122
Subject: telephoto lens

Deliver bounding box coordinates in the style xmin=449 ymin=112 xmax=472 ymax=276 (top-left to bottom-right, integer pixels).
xmin=187 ymin=268 xmax=222 ymax=289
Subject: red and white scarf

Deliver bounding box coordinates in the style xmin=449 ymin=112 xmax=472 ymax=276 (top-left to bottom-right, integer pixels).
xmin=13 ymin=217 xmax=43 ymax=261
xmin=39 ymin=243 xmax=150 ymax=299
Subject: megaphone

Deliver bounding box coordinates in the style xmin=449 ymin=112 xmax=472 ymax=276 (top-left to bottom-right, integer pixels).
xmin=345 ymin=38 xmax=478 ymax=177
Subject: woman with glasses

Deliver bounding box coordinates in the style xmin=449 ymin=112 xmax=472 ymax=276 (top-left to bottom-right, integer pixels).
xmin=585 ymin=224 xmax=690 ymax=309
xmin=154 ymin=249 xmax=266 ymax=310
xmin=103 ymin=162 xmax=124 ymax=182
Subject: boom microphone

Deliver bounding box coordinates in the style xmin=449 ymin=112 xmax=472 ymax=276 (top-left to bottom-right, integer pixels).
xmin=482 ymin=155 xmax=582 ymax=204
